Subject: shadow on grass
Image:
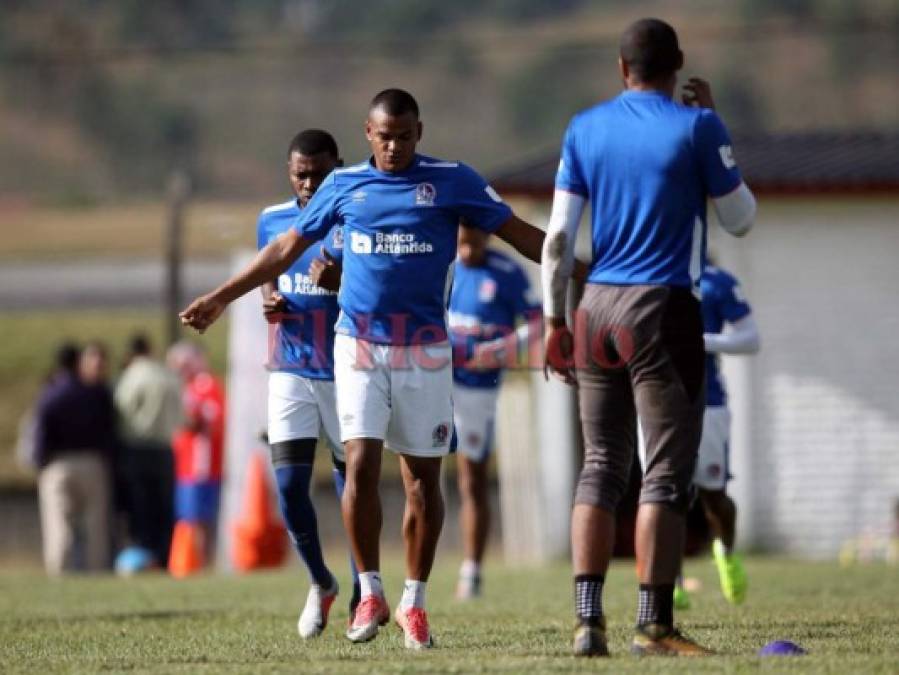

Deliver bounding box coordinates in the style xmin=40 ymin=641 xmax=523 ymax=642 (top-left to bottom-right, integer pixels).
xmin=11 ymin=608 xmax=225 ymax=625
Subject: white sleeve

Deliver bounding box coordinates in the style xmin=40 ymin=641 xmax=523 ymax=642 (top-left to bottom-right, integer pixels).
xmin=476 ymin=320 xmax=537 ymax=355
xmin=541 ymin=189 xmax=586 ymax=318
xmin=712 ymin=181 xmax=756 ymax=237
xmin=704 ymin=314 xmax=760 ymax=354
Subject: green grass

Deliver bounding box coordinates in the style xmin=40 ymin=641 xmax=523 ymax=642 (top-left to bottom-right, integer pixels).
xmin=0 ymin=310 xmax=228 ymax=485
xmin=1 ymin=556 xmax=897 ymax=673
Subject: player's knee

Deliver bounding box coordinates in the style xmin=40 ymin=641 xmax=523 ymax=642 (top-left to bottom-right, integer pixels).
xmin=345 ymin=454 xmax=379 ymax=491
xmin=270 ymin=438 xmax=316 ymax=469
xmin=457 ymin=460 xmax=487 ymax=499
xmin=575 ymin=462 xmax=627 ymax=511
xmin=639 ymin=481 xmax=691 ymax=514
xmin=406 ymin=472 xmax=443 ymax=515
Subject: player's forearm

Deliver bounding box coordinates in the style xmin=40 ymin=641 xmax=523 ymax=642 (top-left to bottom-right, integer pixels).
xmin=477 ymin=320 xmax=538 ymax=355
xmin=495 ymin=214 xmax=545 ymax=265
xmin=713 ymin=182 xmax=756 ymax=237
xmin=704 ymin=315 xmax=760 ymax=354
xmin=214 ymin=232 xmax=309 ymax=304
xmin=541 ymin=190 xmax=585 ymax=319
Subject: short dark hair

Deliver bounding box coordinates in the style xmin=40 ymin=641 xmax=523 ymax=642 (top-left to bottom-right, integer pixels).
xmin=287 ymin=129 xmax=340 ymax=159
xmin=620 ymin=18 xmax=683 ymax=83
xmin=369 ymin=88 xmax=420 ymax=119
xmin=128 ymin=333 xmax=152 ymax=357
xmin=55 ymin=341 xmax=80 ymax=373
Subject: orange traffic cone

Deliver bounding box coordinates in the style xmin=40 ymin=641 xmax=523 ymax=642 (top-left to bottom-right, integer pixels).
xmin=168 ymin=520 xmax=205 ymax=578
xmin=231 ymin=451 xmax=288 ymax=571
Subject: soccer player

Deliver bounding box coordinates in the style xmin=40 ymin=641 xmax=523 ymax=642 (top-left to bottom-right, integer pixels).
xmin=180 ymin=89 xmax=554 ymax=649
xmin=448 ymin=224 xmax=541 ymax=599
xmin=674 ymin=261 xmax=759 ymax=609
xmin=542 ymin=19 xmax=756 ymax=657
xmin=254 ymin=129 xmax=359 ymax=639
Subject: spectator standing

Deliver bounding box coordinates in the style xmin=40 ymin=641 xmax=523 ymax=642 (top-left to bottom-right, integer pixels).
xmin=114 ymin=334 xmax=183 ymax=567
xmin=167 ymin=341 xmax=226 ymax=564
xmin=34 ymin=342 xmax=116 ymax=574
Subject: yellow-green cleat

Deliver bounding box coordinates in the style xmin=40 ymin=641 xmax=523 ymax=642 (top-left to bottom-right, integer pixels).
xmin=712 ymin=539 xmax=747 ymax=605
xmin=673 ymin=585 xmax=691 ymax=610
xmin=573 ymin=617 xmax=609 ymax=657
xmin=631 ymin=623 xmax=713 ymax=656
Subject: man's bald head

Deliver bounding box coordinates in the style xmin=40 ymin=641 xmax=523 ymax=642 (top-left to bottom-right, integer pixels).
xmin=619 ymin=18 xmax=683 ymax=84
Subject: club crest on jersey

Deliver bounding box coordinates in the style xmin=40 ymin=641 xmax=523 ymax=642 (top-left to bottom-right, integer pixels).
xmin=332 ymin=226 xmax=344 ymax=249
xmin=479 ymin=279 xmax=497 ymax=303
xmin=415 ymin=182 xmax=437 ymax=207
xmin=432 ymin=422 xmax=449 ymax=447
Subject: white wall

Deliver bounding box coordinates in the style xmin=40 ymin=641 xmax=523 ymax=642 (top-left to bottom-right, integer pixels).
xmin=714 ymin=197 xmax=899 ymax=558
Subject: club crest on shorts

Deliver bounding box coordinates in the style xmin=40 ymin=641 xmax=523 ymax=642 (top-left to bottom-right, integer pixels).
xmin=478 ymin=278 xmax=497 ymax=303
xmin=432 ymin=422 xmax=449 ymax=446
xmin=415 ymin=182 xmax=437 ymax=207
xmin=707 ymin=463 xmax=722 ymax=478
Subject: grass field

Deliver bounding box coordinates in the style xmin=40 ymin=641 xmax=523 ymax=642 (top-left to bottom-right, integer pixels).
xmin=1 ymin=555 xmax=897 ymax=673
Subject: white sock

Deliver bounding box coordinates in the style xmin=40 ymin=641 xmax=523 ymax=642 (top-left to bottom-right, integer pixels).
xmin=359 ymin=571 xmax=383 ymax=598
xmin=400 ymin=579 xmax=426 ymax=610
xmin=459 ymin=558 xmax=480 ymax=579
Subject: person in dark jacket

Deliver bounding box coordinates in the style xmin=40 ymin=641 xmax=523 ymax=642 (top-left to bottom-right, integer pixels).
xmin=34 ymin=341 xmax=116 ymax=574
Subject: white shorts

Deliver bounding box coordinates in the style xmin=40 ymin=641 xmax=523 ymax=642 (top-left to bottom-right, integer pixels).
xmin=267 ymin=372 xmax=343 ymax=461
xmin=452 ymin=384 xmax=499 ymax=463
xmin=334 ymin=334 xmax=453 ymax=458
xmin=693 ymin=406 xmax=731 ymax=490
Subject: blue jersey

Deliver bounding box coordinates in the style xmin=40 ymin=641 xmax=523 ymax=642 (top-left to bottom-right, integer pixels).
xmin=556 ymin=91 xmax=743 ymax=292
xmin=256 ymin=199 xmax=344 ymax=380
xmin=293 ymin=154 xmax=513 ymax=345
xmin=448 ymin=250 xmax=541 ymax=389
xmin=701 ymin=265 xmax=751 ymax=406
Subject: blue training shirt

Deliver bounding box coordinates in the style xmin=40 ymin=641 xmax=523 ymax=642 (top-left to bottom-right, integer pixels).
xmin=293 ymin=154 xmax=513 ymax=345
xmin=257 ymin=198 xmax=344 ymax=379
xmin=448 ymin=250 xmax=541 ymax=389
xmin=701 ymin=265 xmax=752 ymax=407
xmin=556 ymin=90 xmax=743 ymax=292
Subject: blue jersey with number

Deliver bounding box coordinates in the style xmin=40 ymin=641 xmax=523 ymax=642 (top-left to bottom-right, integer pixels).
xmin=701 ymin=265 xmax=752 ymax=406
xmin=448 ymin=250 xmax=541 ymax=389
xmin=293 ymin=154 xmax=513 ymax=345
xmin=257 ymin=199 xmax=343 ymax=379
xmin=556 ymin=91 xmax=743 ymax=293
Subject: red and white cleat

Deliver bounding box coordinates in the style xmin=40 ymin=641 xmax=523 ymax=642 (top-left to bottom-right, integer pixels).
xmin=395 ymin=606 xmax=434 ymax=650
xmin=297 ymin=579 xmax=339 ymax=639
xmin=345 ymin=594 xmax=390 ymax=643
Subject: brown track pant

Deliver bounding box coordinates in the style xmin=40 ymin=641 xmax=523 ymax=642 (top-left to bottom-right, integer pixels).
xmin=573 ymin=284 xmax=705 ymax=514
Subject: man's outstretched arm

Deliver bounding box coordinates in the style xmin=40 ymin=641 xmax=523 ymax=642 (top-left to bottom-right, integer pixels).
xmin=181 ymin=229 xmax=313 ymax=332
xmin=494 ymin=213 xmax=588 ymax=281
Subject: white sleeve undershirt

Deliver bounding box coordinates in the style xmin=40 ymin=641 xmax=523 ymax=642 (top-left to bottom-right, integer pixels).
xmin=712 ymin=181 xmax=756 ymax=237
xmin=541 ymin=189 xmax=586 ymax=318
xmin=704 ymin=314 xmax=760 ymax=354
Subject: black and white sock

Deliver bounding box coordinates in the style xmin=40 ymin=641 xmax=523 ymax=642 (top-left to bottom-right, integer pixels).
xmin=636 ymin=583 xmax=674 ymax=628
xmin=574 ymin=574 xmax=604 ymax=622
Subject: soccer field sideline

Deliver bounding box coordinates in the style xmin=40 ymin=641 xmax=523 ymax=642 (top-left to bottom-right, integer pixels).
xmin=2 ymin=555 xmax=897 ymax=674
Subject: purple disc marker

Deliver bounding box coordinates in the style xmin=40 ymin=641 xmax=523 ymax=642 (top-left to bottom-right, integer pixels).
xmin=759 ymin=640 xmax=807 ymax=656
